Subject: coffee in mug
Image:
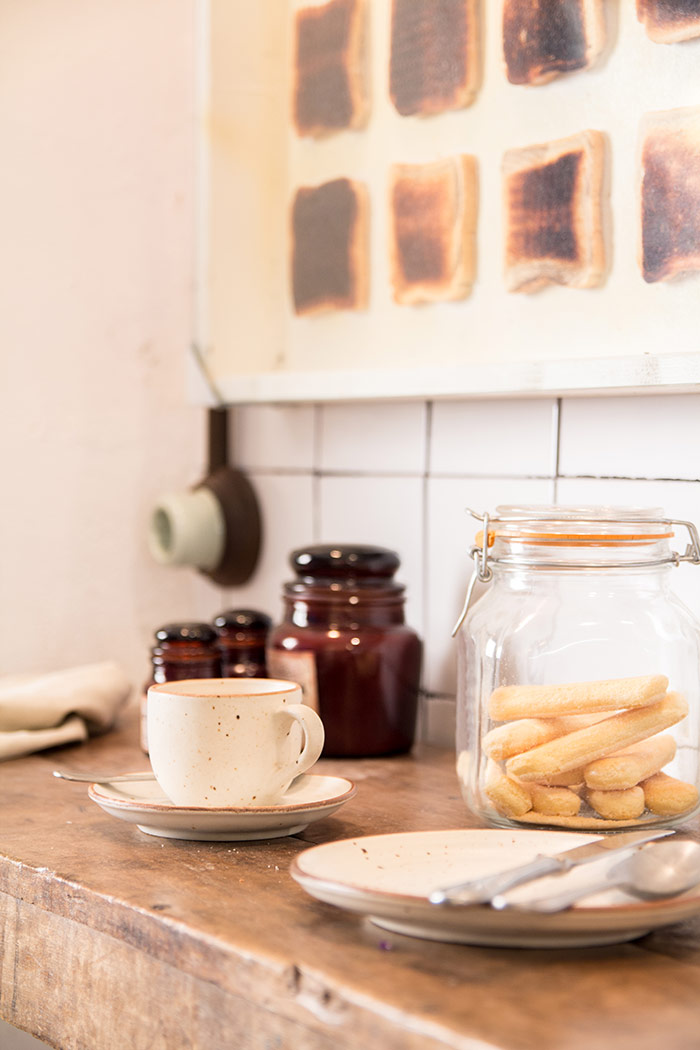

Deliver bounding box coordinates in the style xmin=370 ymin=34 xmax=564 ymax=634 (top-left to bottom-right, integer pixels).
xmin=147 ymin=678 xmax=324 ymax=807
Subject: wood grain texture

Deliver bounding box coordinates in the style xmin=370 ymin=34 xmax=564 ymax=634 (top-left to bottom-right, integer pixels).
xmin=2 ymin=710 xmax=700 ymax=1049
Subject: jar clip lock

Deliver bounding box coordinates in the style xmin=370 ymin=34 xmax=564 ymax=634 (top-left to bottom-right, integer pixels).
xmin=451 ymin=509 xmax=494 ymax=637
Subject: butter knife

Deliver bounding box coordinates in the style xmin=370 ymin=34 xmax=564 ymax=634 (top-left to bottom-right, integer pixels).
xmin=428 ymin=828 xmax=672 ymax=906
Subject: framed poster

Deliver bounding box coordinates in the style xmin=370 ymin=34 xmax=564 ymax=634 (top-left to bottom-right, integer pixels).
xmin=192 ymin=0 xmax=700 ymax=404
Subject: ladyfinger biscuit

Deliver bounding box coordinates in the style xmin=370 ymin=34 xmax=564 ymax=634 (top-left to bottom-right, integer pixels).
xmin=535 ymin=769 xmax=586 ymax=787
xmin=642 ymin=772 xmax=700 ymax=817
xmin=584 ymin=734 xmax=676 ymax=791
xmin=587 ymin=786 xmax=646 ymax=821
xmin=489 ymin=674 xmax=668 ymax=721
xmin=485 ymin=761 xmax=532 ymax=818
xmin=528 ymin=783 xmax=581 ymax=817
xmin=483 ymin=715 xmax=608 ymax=761
xmin=482 ymin=718 xmax=564 ymax=761
xmin=505 ymin=692 xmax=688 ymax=782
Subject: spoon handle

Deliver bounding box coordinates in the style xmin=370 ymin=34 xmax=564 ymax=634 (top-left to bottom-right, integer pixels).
xmin=492 ymin=874 xmax=614 ymax=913
xmin=53 ymin=769 xmax=156 ymax=783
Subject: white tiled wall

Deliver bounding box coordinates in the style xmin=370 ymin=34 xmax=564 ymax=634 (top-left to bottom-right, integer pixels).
xmin=226 ymin=393 xmax=700 ymax=749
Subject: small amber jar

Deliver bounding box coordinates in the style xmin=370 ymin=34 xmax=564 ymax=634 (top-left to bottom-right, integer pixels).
xmin=140 ymin=622 xmax=222 ymax=753
xmin=266 ymin=545 xmax=422 ymax=757
xmin=214 ymin=608 xmax=272 ymax=678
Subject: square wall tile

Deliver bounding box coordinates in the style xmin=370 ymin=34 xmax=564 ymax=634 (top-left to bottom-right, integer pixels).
xmin=559 ymin=394 xmax=700 ymax=481
xmin=425 ymin=477 xmax=555 ymax=697
xmin=319 ymin=402 xmax=426 ymax=474
xmin=318 ymin=475 xmax=424 ymax=635
xmin=230 ymin=404 xmax=316 ymax=471
xmin=218 ymin=472 xmax=315 ymax=624
xmin=422 ymin=698 xmax=457 ymax=748
xmin=556 ymin=476 xmax=700 ymax=626
xmin=430 ymin=399 xmax=558 ymax=477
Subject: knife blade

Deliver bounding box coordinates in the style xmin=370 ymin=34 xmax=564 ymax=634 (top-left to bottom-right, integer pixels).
xmin=428 ymin=828 xmax=672 ymax=906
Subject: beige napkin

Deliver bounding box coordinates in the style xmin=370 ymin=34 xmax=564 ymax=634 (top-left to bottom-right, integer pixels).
xmin=0 ymin=661 xmax=132 ymax=760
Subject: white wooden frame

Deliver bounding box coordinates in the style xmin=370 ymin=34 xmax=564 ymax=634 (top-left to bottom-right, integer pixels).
xmin=192 ymin=1 xmax=700 ymax=405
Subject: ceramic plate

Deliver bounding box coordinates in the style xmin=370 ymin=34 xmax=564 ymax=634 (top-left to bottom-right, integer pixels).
xmin=88 ymin=774 xmax=356 ymax=840
xmin=290 ymin=828 xmax=700 ymax=948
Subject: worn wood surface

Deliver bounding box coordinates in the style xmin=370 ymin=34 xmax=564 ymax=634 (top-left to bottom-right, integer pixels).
xmin=2 ymin=709 xmax=700 ymax=1050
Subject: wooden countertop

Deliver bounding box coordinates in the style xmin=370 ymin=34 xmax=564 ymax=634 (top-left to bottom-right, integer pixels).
xmin=2 ymin=709 xmax=700 ymax=1050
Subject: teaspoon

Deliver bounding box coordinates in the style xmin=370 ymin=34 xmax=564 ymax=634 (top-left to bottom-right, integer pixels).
xmin=493 ymin=838 xmax=700 ymax=913
xmin=53 ymin=768 xmax=156 ymax=784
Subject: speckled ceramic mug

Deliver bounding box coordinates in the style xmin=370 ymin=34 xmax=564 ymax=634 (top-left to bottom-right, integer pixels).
xmin=146 ymin=678 xmax=325 ymax=808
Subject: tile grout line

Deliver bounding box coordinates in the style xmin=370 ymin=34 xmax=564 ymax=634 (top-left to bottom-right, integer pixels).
xmin=420 ymin=400 xmax=434 ymax=738
xmin=552 ymin=398 xmax=562 ymax=503
xmin=311 ymin=403 xmax=323 ymax=540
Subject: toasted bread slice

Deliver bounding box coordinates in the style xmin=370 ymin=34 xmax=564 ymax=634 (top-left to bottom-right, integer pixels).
xmin=389 ymin=0 xmax=480 ymax=116
xmin=291 ymin=177 xmax=368 ymax=316
xmin=503 ymin=0 xmax=606 ymax=86
xmin=293 ymin=0 xmax=368 ymax=138
xmin=503 ymin=130 xmax=606 ymax=293
xmin=389 ymin=156 xmax=478 ymax=304
xmin=639 ymin=107 xmax=700 ymax=283
xmin=637 ymin=0 xmax=700 ymax=43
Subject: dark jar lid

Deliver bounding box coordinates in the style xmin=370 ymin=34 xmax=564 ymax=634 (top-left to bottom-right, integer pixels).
xmin=285 ymin=544 xmax=404 ymax=600
xmin=154 ymin=622 xmax=218 ymax=646
xmin=213 ymin=608 xmax=272 ymax=635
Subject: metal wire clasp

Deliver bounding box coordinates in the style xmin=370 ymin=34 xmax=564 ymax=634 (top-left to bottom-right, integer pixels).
xmin=672 ymin=519 xmax=700 ymax=566
xmin=451 ymin=510 xmax=494 ymax=637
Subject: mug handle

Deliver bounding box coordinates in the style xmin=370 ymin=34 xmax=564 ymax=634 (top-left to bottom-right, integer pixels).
xmin=283 ymin=704 xmax=325 ymax=776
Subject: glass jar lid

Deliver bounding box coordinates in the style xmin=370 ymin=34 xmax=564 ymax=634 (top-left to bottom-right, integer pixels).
xmin=485 ymin=505 xmax=676 ymax=551
xmin=452 ymin=505 xmax=700 ymax=636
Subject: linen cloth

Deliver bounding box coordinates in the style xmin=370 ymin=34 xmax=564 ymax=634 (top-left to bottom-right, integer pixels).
xmin=0 ymin=661 xmax=131 ymax=760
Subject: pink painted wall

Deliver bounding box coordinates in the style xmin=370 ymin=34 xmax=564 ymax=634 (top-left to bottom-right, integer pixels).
xmin=0 ymin=0 xmax=221 ymax=690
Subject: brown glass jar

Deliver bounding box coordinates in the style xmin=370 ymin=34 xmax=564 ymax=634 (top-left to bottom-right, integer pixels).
xmin=140 ymin=622 xmax=222 ymax=753
xmin=214 ymin=608 xmax=272 ymax=678
xmin=266 ymin=545 xmax=422 ymax=757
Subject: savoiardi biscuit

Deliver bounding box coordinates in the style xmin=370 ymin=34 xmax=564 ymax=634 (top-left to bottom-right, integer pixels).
xmin=528 ymin=783 xmax=582 ymax=817
xmin=505 ymin=692 xmax=688 ymax=782
xmin=483 ymin=714 xmax=604 ymax=761
xmin=482 ymin=718 xmax=565 ymax=761
xmin=642 ymin=772 xmax=700 ymax=816
xmin=485 ymin=760 xmax=532 ymax=818
xmin=584 ymin=733 xmax=676 ymax=791
xmin=586 ymin=786 xmax=646 ymax=821
xmin=489 ymin=674 xmax=668 ymax=721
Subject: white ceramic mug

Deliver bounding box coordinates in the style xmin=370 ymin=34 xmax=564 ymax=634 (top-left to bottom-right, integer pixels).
xmin=146 ymin=678 xmax=325 ymax=808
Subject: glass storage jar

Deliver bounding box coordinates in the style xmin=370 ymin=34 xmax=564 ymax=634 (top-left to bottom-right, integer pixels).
xmin=140 ymin=622 xmax=222 ymax=753
xmin=266 ymin=544 xmax=422 ymax=757
xmin=455 ymin=506 xmax=700 ymax=832
xmin=214 ymin=608 xmax=272 ymax=678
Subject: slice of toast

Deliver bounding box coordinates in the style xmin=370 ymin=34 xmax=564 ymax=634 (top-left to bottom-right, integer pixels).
xmin=502 ymin=0 xmax=606 ymax=86
xmin=389 ymin=156 xmax=478 ymax=304
xmin=290 ymin=177 xmax=368 ymax=315
xmin=293 ymin=0 xmax=368 ymax=138
xmin=639 ymin=107 xmax=700 ymax=283
xmin=637 ymin=0 xmax=700 ymax=43
xmin=389 ymin=0 xmax=480 ymax=116
xmin=503 ymin=130 xmax=606 ymax=293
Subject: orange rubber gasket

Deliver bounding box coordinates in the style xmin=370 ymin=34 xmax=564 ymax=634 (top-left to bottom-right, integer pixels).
xmin=476 ymin=529 xmax=673 ymax=547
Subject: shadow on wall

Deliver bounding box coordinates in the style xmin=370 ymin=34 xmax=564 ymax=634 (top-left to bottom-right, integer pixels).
xmin=0 ymin=1021 xmax=51 ymax=1049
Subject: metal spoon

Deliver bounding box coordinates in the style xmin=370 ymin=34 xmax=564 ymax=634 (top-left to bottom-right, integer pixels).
xmin=493 ymin=838 xmax=700 ymax=913
xmin=53 ymin=768 xmax=156 ymax=784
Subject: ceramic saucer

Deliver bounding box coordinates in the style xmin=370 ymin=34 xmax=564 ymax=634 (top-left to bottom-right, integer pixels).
xmin=88 ymin=773 xmax=356 ymax=840
xmin=290 ymin=828 xmax=700 ymax=949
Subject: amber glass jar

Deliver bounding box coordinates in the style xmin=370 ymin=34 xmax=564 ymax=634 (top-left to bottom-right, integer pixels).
xmin=266 ymin=545 xmax=422 ymax=757
xmin=140 ymin=622 xmax=222 ymax=753
xmin=214 ymin=608 xmax=271 ymax=678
